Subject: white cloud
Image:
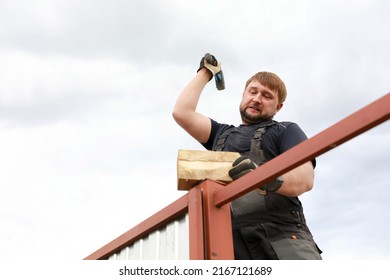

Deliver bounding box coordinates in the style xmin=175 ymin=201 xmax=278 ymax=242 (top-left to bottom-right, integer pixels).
xmin=0 ymin=0 xmax=389 ymax=262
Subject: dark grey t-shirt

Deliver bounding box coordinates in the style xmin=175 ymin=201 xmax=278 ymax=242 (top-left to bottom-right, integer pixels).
xmin=202 ymin=118 xmax=315 ymax=213
xmin=202 ymin=119 xmax=315 ymax=167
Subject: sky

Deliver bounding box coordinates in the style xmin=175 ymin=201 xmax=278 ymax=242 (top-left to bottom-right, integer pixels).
xmin=0 ymin=0 xmax=389 ymax=261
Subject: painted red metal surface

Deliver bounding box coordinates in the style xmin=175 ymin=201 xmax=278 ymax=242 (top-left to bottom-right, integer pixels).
xmin=201 ymin=180 xmax=234 ymax=260
xmin=214 ymin=93 xmax=390 ymax=207
xmin=188 ymin=187 xmax=205 ymax=260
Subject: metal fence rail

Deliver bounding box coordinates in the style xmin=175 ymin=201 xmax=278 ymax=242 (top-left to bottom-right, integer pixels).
xmin=215 ymin=93 xmax=390 ymax=207
xmin=85 ymin=92 xmax=389 ymax=260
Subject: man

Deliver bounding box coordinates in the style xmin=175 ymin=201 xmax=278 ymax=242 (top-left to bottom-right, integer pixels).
xmin=172 ymin=53 xmax=322 ymax=260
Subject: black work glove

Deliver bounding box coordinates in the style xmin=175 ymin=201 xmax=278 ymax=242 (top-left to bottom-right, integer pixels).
xmin=229 ymin=156 xmax=284 ymax=193
xmin=197 ymin=53 xmax=225 ymax=90
xmin=229 ymin=156 xmax=258 ymax=181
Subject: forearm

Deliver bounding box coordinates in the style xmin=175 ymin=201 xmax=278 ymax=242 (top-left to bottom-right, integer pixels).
xmin=275 ymin=161 xmax=314 ymax=197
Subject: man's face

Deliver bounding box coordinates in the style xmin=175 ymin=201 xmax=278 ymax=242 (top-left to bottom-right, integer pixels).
xmin=239 ymin=80 xmax=283 ymax=125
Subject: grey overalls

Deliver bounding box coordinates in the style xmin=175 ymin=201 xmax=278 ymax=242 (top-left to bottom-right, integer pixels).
xmin=214 ymin=121 xmax=322 ymax=260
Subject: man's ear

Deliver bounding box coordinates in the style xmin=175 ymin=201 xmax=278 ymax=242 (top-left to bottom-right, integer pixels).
xmin=276 ymin=103 xmax=283 ymax=112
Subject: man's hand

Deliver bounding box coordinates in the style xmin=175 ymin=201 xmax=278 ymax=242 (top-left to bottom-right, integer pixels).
xmin=229 ymin=156 xmax=258 ymax=181
xmin=197 ymin=53 xmax=225 ymax=90
xmin=229 ymin=156 xmax=284 ymax=193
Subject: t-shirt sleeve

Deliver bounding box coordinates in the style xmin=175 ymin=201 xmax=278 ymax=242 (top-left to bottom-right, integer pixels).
xmin=279 ymin=123 xmax=308 ymax=152
xmin=278 ymin=122 xmax=316 ymax=168
xmin=201 ymin=119 xmax=230 ymax=151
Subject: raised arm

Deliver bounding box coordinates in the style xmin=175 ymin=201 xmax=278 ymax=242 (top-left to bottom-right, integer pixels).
xmin=173 ymin=54 xmax=224 ymax=143
xmin=172 ymin=68 xmax=212 ymax=143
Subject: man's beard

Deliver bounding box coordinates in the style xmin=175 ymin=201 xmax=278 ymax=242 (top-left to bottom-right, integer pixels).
xmin=240 ymin=106 xmax=274 ymax=125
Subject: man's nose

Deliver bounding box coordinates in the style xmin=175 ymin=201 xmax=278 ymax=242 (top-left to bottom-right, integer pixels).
xmin=252 ymin=93 xmax=262 ymax=103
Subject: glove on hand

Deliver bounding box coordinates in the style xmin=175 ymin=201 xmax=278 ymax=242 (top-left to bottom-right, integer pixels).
xmin=197 ymin=53 xmax=225 ymax=90
xmin=229 ymin=156 xmax=284 ymax=193
xmin=229 ymin=156 xmax=258 ymax=181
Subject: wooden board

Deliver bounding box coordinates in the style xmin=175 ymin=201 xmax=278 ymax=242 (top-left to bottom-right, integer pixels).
xmin=177 ymin=150 xmax=240 ymax=190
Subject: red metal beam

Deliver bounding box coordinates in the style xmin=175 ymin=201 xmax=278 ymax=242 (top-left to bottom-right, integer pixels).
xmin=215 ymin=93 xmax=390 ymax=207
xmin=84 ymin=193 xmax=189 ymax=260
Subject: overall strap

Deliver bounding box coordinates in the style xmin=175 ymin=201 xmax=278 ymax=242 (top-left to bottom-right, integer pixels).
xmin=214 ymin=120 xmax=278 ymax=154
xmin=249 ymin=120 xmax=278 ymax=164
xmin=214 ymin=126 xmax=235 ymax=151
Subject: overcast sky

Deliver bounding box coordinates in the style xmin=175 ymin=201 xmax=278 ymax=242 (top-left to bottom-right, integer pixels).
xmin=0 ymin=0 xmax=389 ymax=261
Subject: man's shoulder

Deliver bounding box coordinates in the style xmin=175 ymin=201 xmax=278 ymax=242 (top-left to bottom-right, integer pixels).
xmin=266 ymin=121 xmax=306 ymax=140
xmin=210 ymin=119 xmax=235 ymax=134
xmin=212 ymin=119 xmax=302 ymax=137
xmin=272 ymin=121 xmax=301 ymax=131
xmin=275 ymin=120 xmax=297 ymax=127
xmin=203 ymin=119 xmax=235 ymax=150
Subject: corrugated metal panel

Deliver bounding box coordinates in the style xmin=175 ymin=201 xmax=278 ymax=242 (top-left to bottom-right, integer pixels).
xmin=108 ymin=213 xmax=189 ymax=260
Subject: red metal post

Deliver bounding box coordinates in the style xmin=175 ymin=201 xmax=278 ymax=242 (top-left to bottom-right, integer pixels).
xmin=200 ymin=180 xmax=234 ymax=260
xmin=188 ymin=187 xmax=205 ymax=260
